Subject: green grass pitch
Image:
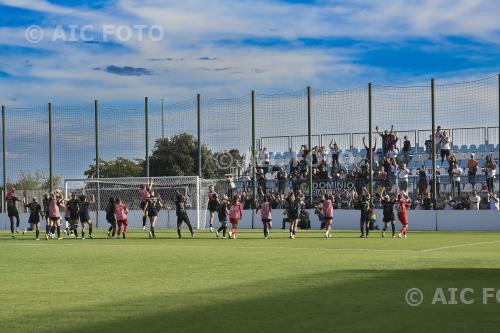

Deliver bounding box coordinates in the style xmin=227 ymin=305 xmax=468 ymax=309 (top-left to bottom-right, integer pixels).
xmin=1 ymin=229 xmax=499 ymax=333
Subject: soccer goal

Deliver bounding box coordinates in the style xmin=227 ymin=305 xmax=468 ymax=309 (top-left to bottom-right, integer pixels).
xmin=64 ymin=176 xmax=219 ymax=229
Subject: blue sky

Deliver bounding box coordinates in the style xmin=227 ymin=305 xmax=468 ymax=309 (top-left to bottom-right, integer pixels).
xmin=0 ymin=0 xmax=499 ymax=183
xmin=0 ymin=0 xmax=498 ymax=106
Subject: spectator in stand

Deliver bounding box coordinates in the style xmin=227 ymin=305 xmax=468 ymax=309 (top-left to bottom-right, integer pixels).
xmin=398 ymin=163 xmax=410 ymax=192
xmin=434 ymin=126 xmax=443 ymax=159
xmin=430 ymin=167 xmax=441 ymax=197
xmin=443 ymin=194 xmax=456 ymax=210
xmin=375 ymin=125 xmax=393 ymax=156
xmin=413 ymin=195 xmax=423 ymax=210
xmin=468 ymin=153 xmax=479 ymax=186
xmin=388 ymin=158 xmax=398 ymax=189
xmin=469 ymin=190 xmax=481 ymax=210
xmin=401 ymin=136 xmax=411 ymax=165
xmin=488 ymin=193 xmax=499 ymax=210
xmin=440 ymin=131 xmax=452 ymax=165
xmin=422 ymin=192 xmax=434 ymax=210
xmin=424 ymin=135 xmax=433 ymax=160
xmin=418 ymin=166 xmax=428 ymax=195
xmin=362 ymin=137 xmax=377 ymax=164
xmin=484 ymin=153 xmax=497 ymax=193
xmin=387 ymin=146 xmax=398 ymax=160
xmin=387 ymin=132 xmax=399 ymax=152
xmin=262 ymin=148 xmax=270 ymax=174
xmin=276 ymin=167 xmax=287 ymax=194
xmin=451 ymin=163 xmax=464 ymax=198
xmin=329 ymin=141 xmax=340 ymax=170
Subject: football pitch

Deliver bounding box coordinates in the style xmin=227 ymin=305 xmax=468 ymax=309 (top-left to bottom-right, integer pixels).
xmin=1 ymin=229 xmax=499 ymax=333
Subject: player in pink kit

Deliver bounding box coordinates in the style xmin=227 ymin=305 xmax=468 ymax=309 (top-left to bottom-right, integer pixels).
xmin=115 ymin=198 xmax=129 ymax=239
xmin=228 ymin=195 xmax=243 ymax=239
xmin=139 ymin=184 xmax=150 ymax=230
xmin=322 ymin=193 xmax=334 ymax=238
xmin=47 ymin=193 xmax=64 ymax=240
xmin=396 ymin=193 xmax=412 ymax=238
xmin=256 ymin=194 xmax=273 ymax=239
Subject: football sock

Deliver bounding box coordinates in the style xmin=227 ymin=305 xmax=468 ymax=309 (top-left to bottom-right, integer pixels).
xmin=177 ymin=228 xmax=182 ymax=239
xmin=9 ymin=217 xmax=14 ymax=234
xmin=150 ymin=226 xmax=155 ymax=238
xmin=391 ymin=222 xmax=396 ymax=236
xmin=142 ymin=216 xmax=147 ymax=227
xmin=186 ymin=222 xmax=193 ymax=235
xmin=45 ymin=225 xmax=50 ymax=234
xmin=56 ymin=226 xmax=61 ymax=238
xmin=89 ymin=226 xmax=93 ymax=236
xmin=35 ymin=229 xmax=39 ymax=238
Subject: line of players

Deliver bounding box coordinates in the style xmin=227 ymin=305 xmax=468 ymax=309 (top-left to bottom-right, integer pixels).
xmin=6 ymin=184 xmax=412 ymax=240
xmin=207 ymin=185 xmax=412 ymax=239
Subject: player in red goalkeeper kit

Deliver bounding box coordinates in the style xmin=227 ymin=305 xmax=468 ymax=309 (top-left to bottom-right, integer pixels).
xmin=396 ymin=193 xmax=412 ymax=238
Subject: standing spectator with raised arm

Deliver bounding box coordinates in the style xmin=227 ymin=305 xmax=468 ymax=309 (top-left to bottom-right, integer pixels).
xmin=488 ymin=193 xmax=499 ymax=211
xmin=484 ymin=153 xmax=497 ymax=193
xmin=440 ymin=131 xmax=452 ymax=165
xmin=401 ymin=135 xmax=411 ymax=165
xmin=362 ymin=136 xmax=377 ymax=165
xmin=469 ymin=190 xmax=481 ymax=210
xmin=375 ymin=125 xmax=393 ymax=157
xmin=329 ymin=140 xmax=340 ymax=171
xmin=434 ymin=126 xmax=443 ymax=159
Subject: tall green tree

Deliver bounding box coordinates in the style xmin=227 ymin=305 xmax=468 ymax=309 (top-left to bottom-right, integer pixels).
xmin=149 ymin=134 xmax=216 ymax=178
xmin=84 ymin=157 xmax=143 ymax=178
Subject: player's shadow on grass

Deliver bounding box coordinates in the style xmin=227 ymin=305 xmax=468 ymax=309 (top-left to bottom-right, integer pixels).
xmin=44 ymin=268 xmax=500 ymax=333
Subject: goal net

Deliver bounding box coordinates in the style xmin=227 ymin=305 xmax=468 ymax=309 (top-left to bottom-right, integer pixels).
xmin=64 ymin=176 xmax=219 ymax=230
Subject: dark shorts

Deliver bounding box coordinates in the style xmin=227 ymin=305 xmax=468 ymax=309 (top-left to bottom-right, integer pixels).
xmin=140 ymin=202 xmax=147 ymax=210
xmin=383 ymin=214 xmax=395 ymax=223
xmin=440 ymin=149 xmax=450 ymax=159
xmin=288 ymin=212 xmax=298 ymax=220
xmin=106 ymin=213 xmax=116 ymax=224
xmin=79 ymin=212 xmax=91 ymax=223
xmin=208 ymin=202 xmax=218 ymax=212
xmin=49 ymin=216 xmax=60 ymax=222
xmin=70 ymin=211 xmax=79 ymax=220
xmin=148 ymin=208 xmax=158 ymax=217
xmin=177 ymin=212 xmax=190 ymax=225
xmin=28 ymin=215 xmax=40 ymax=224
xmin=262 ymin=218 xmax=272 ymax=223
xmin=360 ymin=211 xmax=370 ymax=222
xmin=7 ymin=209 xmax=19 ymax=218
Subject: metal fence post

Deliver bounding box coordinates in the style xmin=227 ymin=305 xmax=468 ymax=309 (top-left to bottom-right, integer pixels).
xmin=48 ymin=102 xmax=53 ymax=193
xmin=161 ymin=98 xmax=165 ymax=139
xmin=197 ymin=94 xmax=202 ymax=177
xmin=497 ymin=74 xmax=500 ymax=200
xmin=145 ymin=97 xmax=149 ymax=178
xmin=307 ymin=86 xmax=313 ymax=207
xmin=94 ymin=99 xmax=100 ymax=226
xmin=251 ymin=90 xmax=257 ymax=229
xmin=431 ymin=78 xmax=437 ymax=211
xmin=368 ymin=83 xmax=373 ymax=197
xmin=2 ymin=105 xmax=6 ymax=213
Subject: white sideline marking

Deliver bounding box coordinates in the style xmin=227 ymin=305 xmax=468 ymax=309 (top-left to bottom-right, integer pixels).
xmin=421 ymin=241 xmax=500 ymax=253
